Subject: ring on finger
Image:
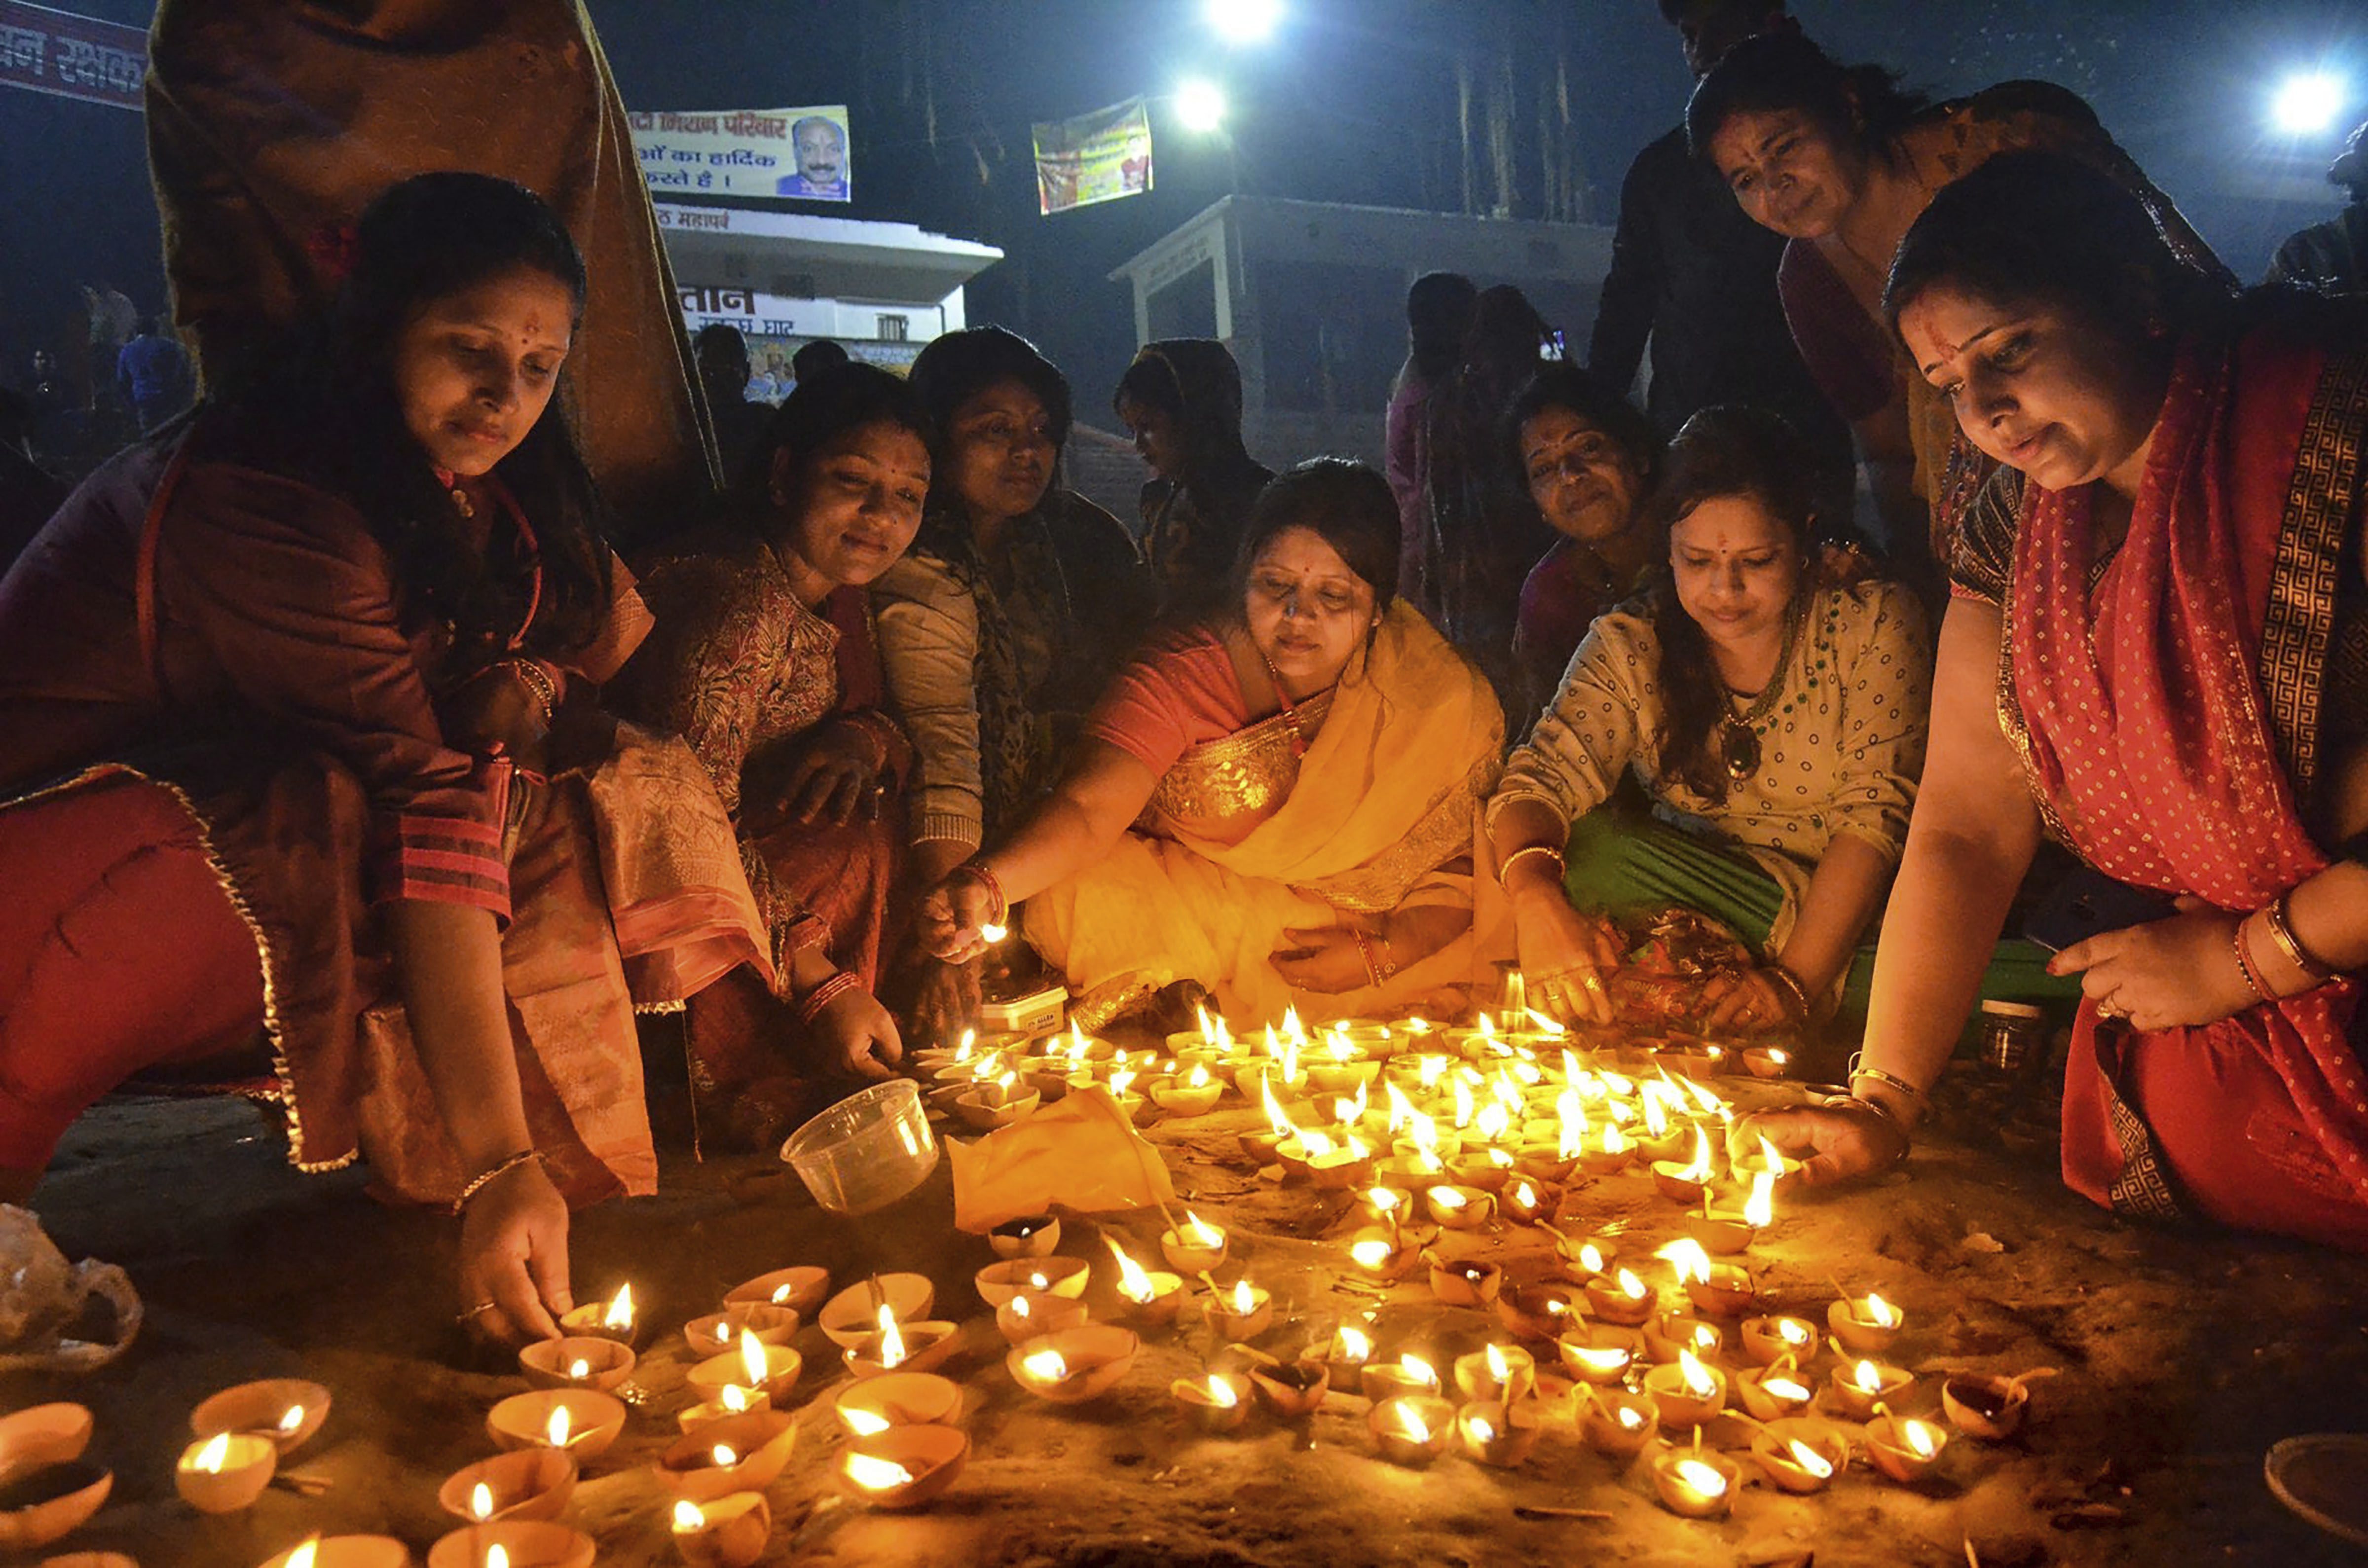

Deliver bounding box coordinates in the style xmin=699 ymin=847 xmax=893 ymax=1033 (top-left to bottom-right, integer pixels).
xmin=456 ymin=1299 xmax=498 ymax=1323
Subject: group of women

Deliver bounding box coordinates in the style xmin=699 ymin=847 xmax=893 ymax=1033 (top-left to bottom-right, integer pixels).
xmin=0 ymin=35 xmax=2363 ymax=1348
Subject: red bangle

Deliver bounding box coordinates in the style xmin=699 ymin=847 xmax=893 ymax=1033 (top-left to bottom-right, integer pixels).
xmin=957 ymin=861 xmax=1007 ymax=925
xmin=2232 ymin=919 xmax=2270 ymax=1004
xmin=796 ymin=970 xmax=861 ymax=1025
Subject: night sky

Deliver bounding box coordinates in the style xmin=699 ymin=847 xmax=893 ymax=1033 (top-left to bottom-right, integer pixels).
xmin=3 ymin=0 xmax=2361 ymax=420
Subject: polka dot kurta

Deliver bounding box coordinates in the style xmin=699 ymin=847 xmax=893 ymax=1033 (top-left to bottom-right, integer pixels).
xmin=1489 ymin=582 xmax=1932 ymax=951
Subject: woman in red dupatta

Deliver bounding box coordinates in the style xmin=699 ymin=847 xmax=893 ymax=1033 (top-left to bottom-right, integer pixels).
xmin=1755 ymin=152 xmax=2368 ymax=1251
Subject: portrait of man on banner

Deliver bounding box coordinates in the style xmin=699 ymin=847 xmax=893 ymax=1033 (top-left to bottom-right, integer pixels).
xmin=776 ymin=112 xmax=851 ymax=200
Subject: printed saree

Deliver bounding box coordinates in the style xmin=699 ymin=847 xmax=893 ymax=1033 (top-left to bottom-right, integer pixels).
xmin=1993 ymin=322 xmax=2368 ymax=1246
xmin=1024 ymin=602 xmax=1507 ymax=1024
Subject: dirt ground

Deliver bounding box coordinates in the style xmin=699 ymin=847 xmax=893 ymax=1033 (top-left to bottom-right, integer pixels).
xmin=14 ymin=1051 xmax=2368 ymax=1568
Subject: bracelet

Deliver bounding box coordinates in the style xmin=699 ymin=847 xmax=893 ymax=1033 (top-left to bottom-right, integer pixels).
xmin=451 ymin=1148 xmax=539 ymax=1217
xmin=954 ymin=860 xmax=1008 ymax=926
xmin=1837 ymin=1094 xmax=1912 ymax=1153
xmin=508 ymin=659 xmax=557 ymax=726
xmin=2262 ymin=892 xmax=2337 ymax=982
xmin=796 ymin=970 xmax=862 ymax=1025
xmin=1498 ymin=843 xmax=1565 ymax=890
xmin=1764 ymin=963 xmax=1813 ymax=1021
xmin=1350 ymin=927 xmax=1397 ymax=988
xmin=1845 ymin=1054 xmax=1927 ymax=1105
xmin=2231 ymin=918 xmax=2270 ymax=1004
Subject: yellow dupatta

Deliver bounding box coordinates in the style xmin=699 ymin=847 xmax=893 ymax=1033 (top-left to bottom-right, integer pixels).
xmin=1025 ymin=602 xmax=1507 ymax=1024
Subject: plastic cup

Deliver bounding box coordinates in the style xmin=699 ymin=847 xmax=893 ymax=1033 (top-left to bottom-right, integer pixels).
xmin=780 ymin=1080 xmax=939 ymax=1215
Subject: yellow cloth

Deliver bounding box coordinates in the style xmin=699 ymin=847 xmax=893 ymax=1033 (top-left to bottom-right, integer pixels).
xmin=948 ymin=1088 xmax=1177 ymax=1235
xmin=1025 ymin=602 xmax=1507 ymax=1023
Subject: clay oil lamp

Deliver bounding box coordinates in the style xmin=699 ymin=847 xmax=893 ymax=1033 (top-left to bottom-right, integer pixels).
xmin=676 ymin=1382 xmax=767 ymax=1436
xmin=1557 ymin=1325 xmax=1637 ymax=1387
xmin=684 ymin=1302 xmax=799 ymax=1359
xmin=1452 ymin=1342 xmax=1536 ymax=1404
xmin=487 ymin=1390 xmax=628 ymax=1459
xmin=1158 ymin=1212 xmax=1230 ymax=1275
xmin=437 ymin=1449 xmax=576 ymax=1525
xmin=1104 ymin=1239 xmax=1187 ymax=1324
xmin=1495 ymin=1281 xmax=1581 ymax=1342
xmin=1866 ymin=1408 xmax=1951 ymax=1484
xmin=1642 ymin=1312 xmax=1724 ymax=1367
xmin=997 ymin=1288 xmax=1089 ymax=1346
xmin=821 ymin=1275 xmax=936 ymax=1349
xmin=1941 ymin=1368 xmax=2055 ymax=1440
xmin=956 ymin=1072 xmax=1039 ymax=1131
xmin=1739 ymin=1313 xmax=1820 ymax=1367
xmin=1305 ymin=1035 xmax=1380 ymax=1096
xmin=1423 ymin=1184 xmax=1493 ymax=1231
xmin=1008 ymin=1324 xmax=1140 ymax=1404
xmin=690 ymin=1329 xmax=803 ymax=1405
xmin=518 ymin=1335 xmax=636 ymax=1394
xmin=1368 ymin=1396 xmax=1455 ymax=1467
xmin=1245 ymin=1356 xmax=1330 ymax=1418
xmin=1554 ymin=1232 xmax=1619 ymax=1283
xmin=975 ymin=1256 xmax=1092 ymax=1309
xmin=1652 ymin=1445 xmax=1741 ymax=1520
xmin=1577 ymin=1386 xmax=1660 ymax=1462
xmin=1631 ymin=1089 xmax=1691 ymax=1165
xmin=190 ymin=1380 xmax=332 ymax=1459
xmin=655 ymin=1410 xmax=799 ymax=1503
xmin=1829 ymin=1357 xmax=1915 ymax=1422
xmin=1735 ymin=1359 xmax=1818 ymax=1422
xmin=1739 ymin=1043 xmax=1792 ymax=1080
xmin=1444 ymin=1151 xmax=1512 ymax=1196
xmin=1650 ymin=1125 xmax=1717 ymax=1205
xmin=1583 ymin=1267 xmax=1657 ymax=1327
xmin=1359 ymin=1351 xmax=1442 ymax=1403
xmin=1682 ymin=1172 xmax=1771 ymax=1257
xmin=1100 ymin=1066 xmax=1153 ymax=1126
xmin=1202 ymin=1277 xmax=1274 ymax=1342
xmin=1279 ymin=1127 xmax=1376 ymax=1190
xmin=842 ymin=1307 xmax=960 ymax=1381
xmin=835 ymin=1372 xmax=962 ymax=1439
xmin=668 ymin=1494 xmax=771 ymax=1568
xmin=1750 ymin=1418 xmax=1848 ymax=1494
xmin=1498 ymin=1175 xmax=1555 ymax=1226
xmin=988 ymin=1213 xmax=1062 ymax=1259
xmin=1327 ymin=1323 xmax=1379 ymax=1385
xmin=838 ymin=1427 xmax=969 ymax=1510
xmin=1150 ymin=1061 xmax=1225 ymax=1117
xmin=1575 ymin=1122 xmax=1635 ymax=1177
xmin=1640 ymin=1348 xmax=1727 ymax=1428
xmin=0 ymin=1404 xmax=110 ymax=1553
xmin=1347 ymin=1226 xmax=1418 ymax=1284
xmin=1513 ymin=1143 xmax=1579 ymax=1184
xmin=425 ymin=1521 xmax=595 ymax=1568
xmin=1170 ymin=1371 xmax=1253 ymax=1433
xmin=259 ymin=1539 xmax=412 ymax=1568
xmin=723 ymin=1265 xmax=830 ymax=1320
xmin=1455 ymin=1399 xmax=1542 ymax=1469
xmin=1828 ymin=1290 xmax=1906 ymax=1356
xmin=557 ymin=1281 xmax=640 ymax=1348
xmin=176 ymin=1429 xmax=277 ymax=1515
xmin=1241 ymin=1077 xmax=1302 ymax=1165
xmin=1425 ymin=1253 xmax=1502 ymax=1308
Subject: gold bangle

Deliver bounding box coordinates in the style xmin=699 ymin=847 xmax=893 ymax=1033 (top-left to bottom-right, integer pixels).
xmin=451 ymin=1149 xmax=539 ymax=1218
xmin=1846 ymin=1055 xmax=1927 ymax=1104
xmin=1765 ymin=964 xmax=1813 ymax=1021
xmin=2261 ymin=893 xmax=2337 ymax=983
xmin=1498 ymin=843 xmax=1565 ymax=889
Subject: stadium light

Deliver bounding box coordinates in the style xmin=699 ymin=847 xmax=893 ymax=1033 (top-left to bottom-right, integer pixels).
xmin=1204 ymin=0 xmax=1282 ymax=45
xmin=2272 ymin=71 xmax=2347 ymax=136
xmin=1176 ymin=78 xmax=1227 ymax=134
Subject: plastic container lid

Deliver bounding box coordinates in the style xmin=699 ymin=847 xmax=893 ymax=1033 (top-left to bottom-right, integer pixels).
xmin=779 ymin=1079 xmax=939 ymax=1216
xmin=1978 ymin=1000 xmax=2048 ymax=1019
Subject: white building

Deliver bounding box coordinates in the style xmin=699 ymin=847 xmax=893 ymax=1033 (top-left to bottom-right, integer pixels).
xmin=1108 ymin=195 xmax=1616 ymax=467
xmin=655 ymin=201 xmax=1002 ymax=380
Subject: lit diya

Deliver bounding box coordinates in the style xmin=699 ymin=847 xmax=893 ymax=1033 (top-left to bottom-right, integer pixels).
xmin=1422 ymin=1184 xmax=1493 ymax=1231
xmin=424 ymin=1521 xmax=595 ymax=1568
xmin=1149 ymin=1062 xmax=1225 ymax=1117
xmin=1008 ymin=1325 xmax=1140 ymax=1403
xmin=1642 ymin=1312 xmax=1724 ymax=1366
xmin=1425 ymin=1253 xmax=1503 ymax=1308
xmin=486 ymin=1390 xmax=628 ymax=1459
xmin=838 ymin=1426 xmax=969 ymax=1509
xmin=1735 ymin=1359 xmax=1817 ymax=1422
xmin=1583 ymin=1267 xmax=1657 ymax=1326
xmin=722 ymin=1266 xmax=830 ymax=1320
xmin=1359 ymin=1352 xmax=1443 ymax=1403
xmin=668 ymin=1493 xmax=771 ymax=1568
xmin=1368 ymin=1395 xmax=1455 ymax=1467
xmin=189 ymin=1379 xmax=332 ymax=1458
xmin=1105 ymin=1239 xmax=1188 ymax=1324
xmin=842 ymin=1306 xmax=961 ymax=1379
xmin=974 ymin=1256 xmax=1091 ymax=1309
xmin=1556 ymin=1326 xmax=1637 ymax=1386
xmin=259 ymin=1538 xmax=412 ymax=1568
xmin=1326 ymin=1323 xmax=1379 ymax=1385
xmin=1652 ymin=1446 xmax=1741 ymax=1519
xmin=1170 ymin=1371 xmax=1253 ymax=1433
xmin=1553 ymin=1232 xmax=1619 ymax=1282
xmin=175 ymin=1430 xmax=276 ymax=1514
xmin=1739 ymin=1313 xmax=1820 ymax=1367
xmin=997 ymin=1288 xmax=1089 ymax=1345
xmin=1829 ymin=1357 xmax=1915 ymax=1421
xmin=988 ymin=1213 xmax=1063 ymax=1259
xmin=1827 ymin=1289 xmax=1905 ymax=1355
xmin=1451 ymin=1343 xmax=1536 ymax=1404
xmin=1681 ymin=1171 xmax=1775 ymax=1255
xmin=1865 ymin=1408 xmax=1950 ymax=1483
xmin=1202 ymin=1277 xmax=1274 ymax=1341
xmin=557 ymin=1281 xmax=640 ymax=1347
xmin=518 ymin=1335 xmax=636 ymax=1393
xmin=437 ymin=1449 xmax=576 ymax=1524
xmin=1640 ymin=1348 xmax=1727 ymax=1427
xmin=1455 ymin=1399 xmax=1541 ymax=1468
xmin=1650 ymin=1128 xmax=1717 ymax=1204
xmin=689 ymin=1329 xmax=804 ymax=1403
xmin=683 ymin=1303 xmax=798 ymax=1359
xmin=1656 ymin=1237 xmax=1752 ymax=1318
xmin=1498 ymin=1176 xmax=1555 ymax=1225
xmin=1750 ymin=1417 xmax=1849 ymax=1494
xmin=835 ymin=1372 xmax=962 ymax=1438
xmin=1347 ymin=1226 xmax=1419 ymax=1283
xmin=1577 ymin=1386 xmax=1660 ymax=1461
xmin=676 ymin=1381 xmax=768 ymax=1435
xmin=1494 ymin=1281 xmax=1581 ymax=1342
xmin=820 ymin=1274 xmax=936 ymax=1348
xmin=655 ymin=1411 xmax=800 ymax=1503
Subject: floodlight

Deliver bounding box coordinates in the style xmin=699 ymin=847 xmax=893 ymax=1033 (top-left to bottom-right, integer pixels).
xmin=1205 ymin=0 xmax=1282 ymax=44
xmin=1176 ymin=78 xmax=1227 ymax=134
xmin=2272 ymin=71 xmax=2347 ymax=136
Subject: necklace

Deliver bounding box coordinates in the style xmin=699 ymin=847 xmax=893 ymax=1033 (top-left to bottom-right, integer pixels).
xmin=1714 ymin=597 xmax=1806 ymax=785
xmin=1257 ymin=648 xmax=1310 ymax=759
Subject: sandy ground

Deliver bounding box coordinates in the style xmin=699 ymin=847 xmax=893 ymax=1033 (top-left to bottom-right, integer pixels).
xmin=12 ymin=1054 xmax=2368 ymax=1568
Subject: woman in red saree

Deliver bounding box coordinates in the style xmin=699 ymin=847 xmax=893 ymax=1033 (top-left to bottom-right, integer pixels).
xmin=1755 ymin=152 xmax=2368 ymax=1251
xmin=0 ymin=175 xmax=764 ymax=1339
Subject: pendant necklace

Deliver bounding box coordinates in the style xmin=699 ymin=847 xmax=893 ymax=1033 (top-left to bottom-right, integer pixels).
xmin=1716 ymin=598 xmax=1804 ymax=785
xmin=1258 ymin=648 xmax=1309 ymax=758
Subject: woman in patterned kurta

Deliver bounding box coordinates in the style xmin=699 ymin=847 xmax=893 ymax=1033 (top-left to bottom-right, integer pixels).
xmin=1490 ymin=406 xmax=1937 ymax=1034
xmin=613 ymin=365 xmax=929 ymax=1149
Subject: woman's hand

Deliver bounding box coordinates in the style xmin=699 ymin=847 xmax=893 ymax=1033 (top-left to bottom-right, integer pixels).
xmin=2048 ymin=899 xmax=2255 ymax=1031
xmin=1271 ymin=927 xmax=1369 ymax=994
xmin=745 ymin=725 xmax=884 ymax=833
xmin=1740 ymin=1099 xmax=1910 ymax=1187
xmin=811 ymin=981 xmax=903 ymax=1079
xmin=909 ymin=955 xmax=984 ymax=1045
xmin=1512 ymin=891 xmax=1623 ymax=1024
xmin=1702 ymin=965 xmax=1809 ymax=1034
xmin=918 ymin=873 xmax=998 ymax=964
xmin=457 ymin=1159 xmax=572 ymax=1346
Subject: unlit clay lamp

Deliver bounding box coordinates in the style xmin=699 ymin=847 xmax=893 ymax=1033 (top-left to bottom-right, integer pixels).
xmin=837 ymin=1426 xmax=968 ymax=1510
xmin=175 ymin=1431 xmax=276 ymax=1515
xmin=486 ymin=1390 xmax=628 ymax=1459
xmin=669 ymin=1493 xmax=771 ymax=1568
xmin=190 ymin=1380 xmax=332 ymax=1459
xmin=1170 ymin=1371 xmax=1253 ymax=1433
xmin=425 ymin=1521 xmax=595 ymax=1568
xmin=438 ymin=1448 xmax=577 ymax=1524
xmin=1827 ymin=1290 xmax=1905 ymax=1356
xmin=518 ymin=1335 xmax=637 ymax=1394
xmin=1750 ymin=1418 xmax=1848 ymax=1494
xmin=1942 ymin=1367 xmax=2056 ymax=1440
xmin=1245 ymin=1357 xmax=1329 ymax=1418
xmin=0 ymin=1404 xmax=111 ymax=1552
xmin=656 ymin=1410 xmax=800 ymax=1503
xmin=1652 ymin=1446 xmax=1740 ymax=1519
xmin=1454 ymin=1399 xmax=1541 ymax=1468
xmin=1866 ymin=1408 xmax=1950 ymax=1483
xmin=1367 ymin=1396 xmax=1455 ymax=1467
